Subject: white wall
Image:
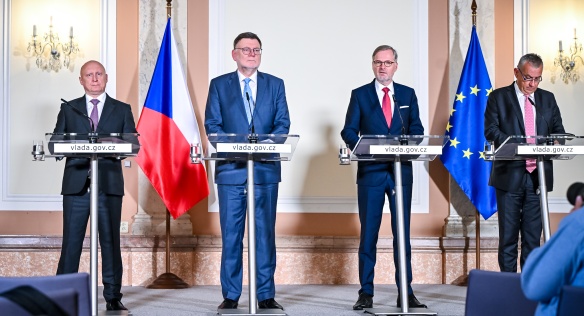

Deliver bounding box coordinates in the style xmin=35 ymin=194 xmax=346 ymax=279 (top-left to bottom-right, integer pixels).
xmin=210 ymin=0 xmax=430 ymax=213
xmin=1 ymin=0 xmax=114 ymax=210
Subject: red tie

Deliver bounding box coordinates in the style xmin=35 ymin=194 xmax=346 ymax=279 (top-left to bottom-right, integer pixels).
xmin=524 ymin=94 xmax=536 ymax=173
xmin=382 ymin=87 xmax=392 ymax=127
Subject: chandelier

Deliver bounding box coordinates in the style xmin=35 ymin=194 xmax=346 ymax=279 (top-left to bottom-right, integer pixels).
xmin=27 ymin=17 xmax=79 ymax=72
xmin=552 ymin=28 xmax=583 ymax=84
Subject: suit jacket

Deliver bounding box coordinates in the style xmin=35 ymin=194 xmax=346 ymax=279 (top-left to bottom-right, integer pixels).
xmin=205 ymin=71 xmax=291 ymax=185
xmin=484 ymin=83 xmax=565 ymax=192
xmin=52 ymin=95 xmax=137 ymax=195
xmin=340 ymin=80 xmax=424 ymax=186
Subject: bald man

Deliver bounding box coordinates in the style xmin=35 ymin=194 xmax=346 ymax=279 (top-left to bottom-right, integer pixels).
xmin=53 ymin=60 xmax=137 ymax=311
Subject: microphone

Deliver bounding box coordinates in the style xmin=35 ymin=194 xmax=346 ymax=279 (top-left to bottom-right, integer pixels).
xmin=566 ymin=182 xmax=584 ymax=206
xmin=392 ymin=94 xmax=408 ymax=145
xmin=527 ymin=97 xmax=553 ymax=145
xmin=61 ymin=98 xmax=95 ymax=132
xmin=245 ymin=92 xmax=257 ymax=143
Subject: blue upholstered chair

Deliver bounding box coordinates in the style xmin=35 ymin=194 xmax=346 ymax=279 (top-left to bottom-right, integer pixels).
xmin=0 ymin=287 xmax=78 ymax=315
xmin=0 ymin=273 xmax=90 ymax=316
xmin=465 ymin=269 xmax=538 ymax=316
xmin=557 ymin=285 xmax=584 ymax=316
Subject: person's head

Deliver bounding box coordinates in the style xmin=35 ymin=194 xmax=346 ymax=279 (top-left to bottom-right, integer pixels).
xmin=372 ymin=45 xmax=399 ymax=86
xmin=567 ymin=182 xmax=584 ymax=212
xmin=514 ymin=53 xmax=543 ymax=95
xmin=232 ymin=32 xmax=262 ymax=76
xmin=79 ymin=60 xmax=108 ymax=98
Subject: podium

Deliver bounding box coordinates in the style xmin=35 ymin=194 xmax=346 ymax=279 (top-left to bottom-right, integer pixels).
xmin=340 ymin=135 xmax=446 ymax=316
xmin=484 ymin=134 xmax=584 ymax=242
xmin=191 ymin=133 xmax=299 ymax=316
xmin=32 ymin=132 xmax=140 ymax=316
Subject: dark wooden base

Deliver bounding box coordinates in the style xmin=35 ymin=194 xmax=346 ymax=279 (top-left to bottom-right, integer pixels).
xmin=146 ymin=272 xmax=190 ymax=289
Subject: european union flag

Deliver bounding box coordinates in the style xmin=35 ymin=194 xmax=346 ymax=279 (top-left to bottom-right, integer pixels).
xmin=441 ymin=26 xmax=497 ymax=219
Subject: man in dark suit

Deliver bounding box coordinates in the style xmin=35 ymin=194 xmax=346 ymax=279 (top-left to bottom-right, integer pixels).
xmin=485 ymin=53 xmax=565 ymax=272
xmin=341 ymin=45 xmax=425 ymax=310
xmin=205 ymin=32 xmax=290 ymax=310
xmin=53 ymin=60 xmax=137 ymax=311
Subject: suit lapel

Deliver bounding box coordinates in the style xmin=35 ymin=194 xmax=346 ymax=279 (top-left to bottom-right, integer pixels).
xmin=75 ymin=97 xmax=93 ymax=132
xmin=506 ymin=84 xmax=526 ymax=134
xmin=229 ymin=71 xmax=249 ymax=121
xmin=392 ymin=83 xmax=404 ymax=133
xmin=255 ymin=71 xmax=267 ymax=119
xmin=533 ymin=90 xmax=547 ymax=135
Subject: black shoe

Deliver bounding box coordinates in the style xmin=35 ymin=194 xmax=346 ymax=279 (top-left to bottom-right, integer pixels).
xmin=258 ymin=298 xmax=284 ymax=310
xmin=106 ymin=298 xmax=128 ymax=311
xmin=353 ymin=292 xmax=373 ymax=310
xmin=397 ymin=293 xmax=427 ymax=308
xmin=218 ymin=298 xmax=238 ymax=309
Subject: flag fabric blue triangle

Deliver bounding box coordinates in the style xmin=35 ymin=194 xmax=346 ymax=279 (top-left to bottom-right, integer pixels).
xmin=441 ymin=26 xmax=497 ymax=220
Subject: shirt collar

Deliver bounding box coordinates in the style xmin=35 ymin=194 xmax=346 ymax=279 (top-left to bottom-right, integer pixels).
xmin=375 ymin=80 xmax=395 ymax=94
xmin=237 ymin=71 xmax=258 ymax=83
xmin=513 ymin=82 xmax=533 ymax=99
xmin=85 ymin=93 xmax=106 ymax=105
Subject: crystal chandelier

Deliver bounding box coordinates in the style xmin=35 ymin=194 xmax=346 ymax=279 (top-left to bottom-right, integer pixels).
xmin=27 ymin=17 xmax=79 ymax=72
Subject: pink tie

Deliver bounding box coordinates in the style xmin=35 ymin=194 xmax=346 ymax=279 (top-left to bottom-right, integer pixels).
xmin=382 ymin=87 xmax=392 ymax=127
xmin=524 ymin=94 xmax=536 ymax=173
xmin=90 ymin=99 xmax=99 ymax=131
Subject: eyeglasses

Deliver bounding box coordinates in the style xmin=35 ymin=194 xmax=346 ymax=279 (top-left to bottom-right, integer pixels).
xmin=516 ymin=67 xmax=542 ymax=83
xmin=234 ymin=47 xmax=262 ymax=55
xmin=373 ymin=60 xmax=396 ymax=67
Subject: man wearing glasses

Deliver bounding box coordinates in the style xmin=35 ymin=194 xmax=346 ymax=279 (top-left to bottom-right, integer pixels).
xmin=485 ymin=53 xmax=565 ymax=273
xmin=205 ymin=32 xmax=290 ymax=310
xmin=341 ymin=45 xmax=425 ymax=310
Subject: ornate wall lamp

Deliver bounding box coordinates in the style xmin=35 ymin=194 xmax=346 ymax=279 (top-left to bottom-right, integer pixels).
xmin=26 ymin=17 xmax=79 ymax=72
xmin=553 ymin=28 xmax=583 ymax=84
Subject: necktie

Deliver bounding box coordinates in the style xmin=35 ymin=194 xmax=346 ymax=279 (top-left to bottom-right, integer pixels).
xmin=90 ymin=99 xmax=99 ymax=131
xmin=382 ymin=87 xmax=392 ymax=127
xmin=524 ymin=94 xmax=536 ymax=173
xmin=243 ymin=78 xmax=254 ymax=123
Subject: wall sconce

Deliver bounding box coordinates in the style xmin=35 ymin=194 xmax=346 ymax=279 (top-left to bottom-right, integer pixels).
xmin=553 ymin=28 xmax=583 ymax=84
xmin=26 ymin=17 xmax=79 ymax=72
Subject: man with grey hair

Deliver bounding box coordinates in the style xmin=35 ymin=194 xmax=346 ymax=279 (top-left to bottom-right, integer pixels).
xmin=341 ymin=45 xmax=426 ymax=310
xmin=485 ymin=53 xmax=565 ymax=273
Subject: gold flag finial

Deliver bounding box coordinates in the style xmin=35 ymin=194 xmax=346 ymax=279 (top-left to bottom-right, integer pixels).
xmin=167 ymin=0 xmax=172 ymax=18
xmin=472 ymin=0 xmax=477 ymax=26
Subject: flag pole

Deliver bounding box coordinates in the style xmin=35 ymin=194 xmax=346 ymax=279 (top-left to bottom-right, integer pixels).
xmin=471 ymin=0 xmax=481 ymax=271
xmin=146 ymin=0 xmax=189 ymax=289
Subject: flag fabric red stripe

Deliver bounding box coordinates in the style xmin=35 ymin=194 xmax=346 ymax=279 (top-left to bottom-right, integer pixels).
xmin=136 ymin=108 xmax=208 ymax=218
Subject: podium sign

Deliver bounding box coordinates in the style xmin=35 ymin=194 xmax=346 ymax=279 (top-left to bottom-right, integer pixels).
xmin=46 ymin=132 xmax=140 ymax=157
xmin=485 ymin=134 xmax=584 ymax=242
xmin=350 ymin=134 xmax=446 ymax=161
xmin=205 ymin=133 xmax=298 ymax=161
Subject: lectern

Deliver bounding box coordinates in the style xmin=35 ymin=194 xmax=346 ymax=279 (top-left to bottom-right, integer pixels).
xmin=340 ymin=134 xmax=447 ymax=316
xmin=191 ymin=133 xmax=299 ymax=316
xmin=32 ymin=132 xmax=140 ymax=316
xmin=484 ymin=134 xmax=584 ymax=242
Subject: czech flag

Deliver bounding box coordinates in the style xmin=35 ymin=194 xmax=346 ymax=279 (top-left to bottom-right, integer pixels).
xmin=136 ymin=18 xmax=209 ymax=219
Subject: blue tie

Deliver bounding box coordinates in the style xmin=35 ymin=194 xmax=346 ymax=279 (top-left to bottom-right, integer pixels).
xmin=243 ymin=78 xmax=254 ymax=123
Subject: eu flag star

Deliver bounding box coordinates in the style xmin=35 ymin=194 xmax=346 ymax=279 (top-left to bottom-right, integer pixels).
xmin=446 ymin=121 xmax=453 ymax=132
xmin=470 ymin=85 xmax=480 ymax=96
xmin=463 ymin=148 xmax=473 ymax=159
xmin=449 ymin=137 xmax=460 ymax=148
xmin=455 ymin=92 xmax=466 ymax=102
xmin=486 ymin=87 xmax=493 ymax=96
